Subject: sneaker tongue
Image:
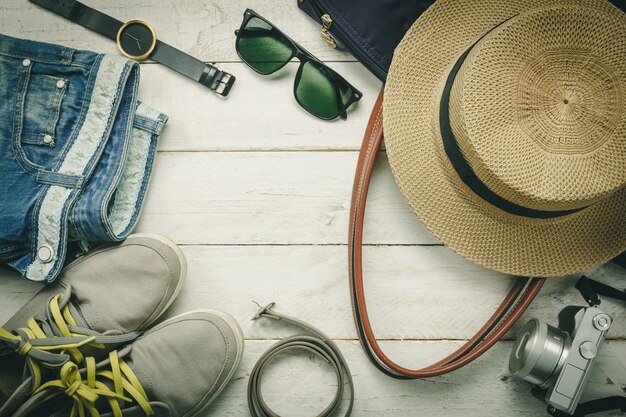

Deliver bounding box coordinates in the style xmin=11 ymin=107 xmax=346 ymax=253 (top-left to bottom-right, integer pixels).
xmin=48 ymin=286 xmax=92 ymax=333
xmin=62 ymin=298 xmax=91 ymax=331
xmin=0 ymin=354 xmax=70 ymax=416
xmin=99 ymin=403 xmax=171 ymax=417
xmin=0 ymin=375 xmax=36 ymax=417
xmin=6 ymin=385 xmax=68 ymax=417
xmin=0 ymin=358 xmax=23 ymax=398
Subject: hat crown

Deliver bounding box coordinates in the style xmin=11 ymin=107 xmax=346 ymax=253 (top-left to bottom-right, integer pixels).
xmin=449 ymin=5 xmax=626 ymax=212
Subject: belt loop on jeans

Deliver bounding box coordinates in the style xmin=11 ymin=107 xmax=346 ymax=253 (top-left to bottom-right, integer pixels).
xmin=36 ymin=171 xmax=84 ymax=188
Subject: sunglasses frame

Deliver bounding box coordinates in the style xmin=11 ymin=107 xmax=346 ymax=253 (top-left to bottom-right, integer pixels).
xmin=235 ymin=9 xmax=363 ymax=120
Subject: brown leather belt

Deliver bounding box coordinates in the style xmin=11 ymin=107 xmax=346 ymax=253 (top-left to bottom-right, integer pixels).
xmin=348 ymin=87 xmax=546 ymax=379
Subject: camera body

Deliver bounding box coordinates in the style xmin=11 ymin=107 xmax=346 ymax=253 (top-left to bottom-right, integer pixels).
xmin=509 ymin=306 xmax=612 ymax=415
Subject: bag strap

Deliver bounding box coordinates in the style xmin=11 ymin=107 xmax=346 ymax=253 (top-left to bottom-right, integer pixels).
xmin=348 ymin=87 xmax=546 ymax=378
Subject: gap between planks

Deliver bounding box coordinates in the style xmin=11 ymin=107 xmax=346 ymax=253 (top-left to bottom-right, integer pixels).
xmin=172 ymin=243 xmax=444 ymax=247
xmin=154 ymin=149 xmax=373 ymax=153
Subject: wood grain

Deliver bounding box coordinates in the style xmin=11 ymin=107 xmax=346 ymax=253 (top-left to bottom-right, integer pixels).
xmin=206 ymin=340 xmax=626 ymax=416
xmin=137 ymin=63 xmax=382 ymax=152
xmin=1 ymin=246 xmax=624 ymax=340
xmin=134 ymin=151 xmax=434 ymax=245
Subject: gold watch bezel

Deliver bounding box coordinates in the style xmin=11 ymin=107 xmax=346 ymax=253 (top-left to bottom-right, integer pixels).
xmin=116 ymin=20 xmax=157 ymax=61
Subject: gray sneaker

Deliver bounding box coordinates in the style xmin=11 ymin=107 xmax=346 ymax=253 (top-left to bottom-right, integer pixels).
xmin=11 ymin=310 xmax=244 ymax=417
xmin=0 ymin=234 xmax=187 ymax=416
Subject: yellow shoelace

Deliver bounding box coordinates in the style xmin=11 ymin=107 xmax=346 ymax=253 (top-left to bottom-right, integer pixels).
xmin=35 ymin=351 xmax=154 ymax=417
xmin=0 ymin=294 xmax=104 ymax=391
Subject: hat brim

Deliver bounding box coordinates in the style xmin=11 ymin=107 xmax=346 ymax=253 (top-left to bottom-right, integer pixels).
xmin=384 ymin=0 xmax=626 ymax=277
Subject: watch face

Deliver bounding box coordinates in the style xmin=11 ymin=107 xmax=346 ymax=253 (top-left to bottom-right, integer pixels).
xmin=117 ymin=20 xmax=156 ymax=61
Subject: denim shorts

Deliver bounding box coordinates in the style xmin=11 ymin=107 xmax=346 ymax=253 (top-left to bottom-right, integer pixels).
xmin=0 ymin=33 xmax=168 ymax=283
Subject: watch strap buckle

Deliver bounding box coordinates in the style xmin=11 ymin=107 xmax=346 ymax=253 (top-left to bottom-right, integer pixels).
xmin=214 ymin=71 xmax=236 ymax=97
xmin=200 ymin=66 xmax=236 ymax=97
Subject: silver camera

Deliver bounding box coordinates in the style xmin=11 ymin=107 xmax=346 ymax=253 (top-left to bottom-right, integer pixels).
xmin=509 ymin=306 xmax=612 ymax=415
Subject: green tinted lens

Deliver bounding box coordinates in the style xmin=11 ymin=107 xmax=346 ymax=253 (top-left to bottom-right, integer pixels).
xmin=295 ymin=61 xmax=354 ymax=119
xmin=237 ymin=16 xmax=294 ymax=74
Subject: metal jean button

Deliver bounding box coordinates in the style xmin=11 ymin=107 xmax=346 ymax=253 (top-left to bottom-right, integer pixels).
xmin=37 ymin=244 xmax=54 ymax=263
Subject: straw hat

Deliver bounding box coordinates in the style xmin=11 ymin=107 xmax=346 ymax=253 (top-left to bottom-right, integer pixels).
xmin=384 ymin=0 xmax=626 ymax=277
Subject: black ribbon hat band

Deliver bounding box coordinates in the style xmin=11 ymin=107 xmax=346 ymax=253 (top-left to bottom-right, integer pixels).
xmin=439 ymin=44 xmax=586 ymax=220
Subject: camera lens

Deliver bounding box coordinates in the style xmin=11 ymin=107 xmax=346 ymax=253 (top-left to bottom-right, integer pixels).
xmin=509 ymin=319 xmax=569 ymax=386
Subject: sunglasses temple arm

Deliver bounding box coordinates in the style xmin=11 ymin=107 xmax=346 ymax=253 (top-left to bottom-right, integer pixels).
xmin=327 ymin=69 xmax=349 ymax=120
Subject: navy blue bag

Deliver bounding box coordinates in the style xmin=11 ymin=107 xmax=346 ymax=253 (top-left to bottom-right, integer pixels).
xmin=298 ymin=0 xmax=626 ymax=81
xmin=297 ymin=0 xmax=435 ymax=81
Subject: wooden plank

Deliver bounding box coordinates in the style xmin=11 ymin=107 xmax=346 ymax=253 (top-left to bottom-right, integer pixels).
xmin=2 ymin=246 xmax=624 ymax=340
xmin=135 ymin=151 xmax=434 ymax=245
xmin=207 ymin=340 xmax=626 ymax=416
xmin=138 ymin=63 xmax=382 ymax=152
xmin=2 ymin=0 xmax=357 ymax=62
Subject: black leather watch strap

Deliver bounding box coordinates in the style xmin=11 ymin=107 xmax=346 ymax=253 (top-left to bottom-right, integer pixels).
xmin=31 ymin=0 xmax=122 ymax=40
xmin=150 ymin=41 xmax=235 ymax=95
xmin=29 ymin=0 xmax=235 ymax=96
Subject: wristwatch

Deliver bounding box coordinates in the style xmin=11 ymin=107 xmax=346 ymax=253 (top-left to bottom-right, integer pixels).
xmin=29 ymin=0 xmax=235 ymax=96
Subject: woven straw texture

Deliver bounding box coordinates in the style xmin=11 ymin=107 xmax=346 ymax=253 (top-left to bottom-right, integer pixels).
xmin=384 ymin=0 xmax=626 ymax=277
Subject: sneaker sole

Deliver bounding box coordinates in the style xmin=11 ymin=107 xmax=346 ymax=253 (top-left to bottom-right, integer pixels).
xmin=158 ymin=309 xmax=244 ymax=417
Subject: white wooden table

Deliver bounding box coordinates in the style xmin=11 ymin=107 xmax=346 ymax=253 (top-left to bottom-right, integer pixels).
xmin=1 ymin=1 xmax=625 ymax=416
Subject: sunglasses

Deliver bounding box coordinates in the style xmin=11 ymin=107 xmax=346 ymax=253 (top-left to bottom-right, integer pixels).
xmin=235 ymin=9 xmax=363 ymax=120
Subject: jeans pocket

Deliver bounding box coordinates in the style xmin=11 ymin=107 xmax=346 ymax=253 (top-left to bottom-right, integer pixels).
xmin=20 ymin=70 xmax=69 ymax=167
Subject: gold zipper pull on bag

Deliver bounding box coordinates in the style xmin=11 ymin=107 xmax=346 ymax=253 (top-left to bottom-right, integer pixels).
xmin=321 ymin=14 xmax=337 ymax=48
